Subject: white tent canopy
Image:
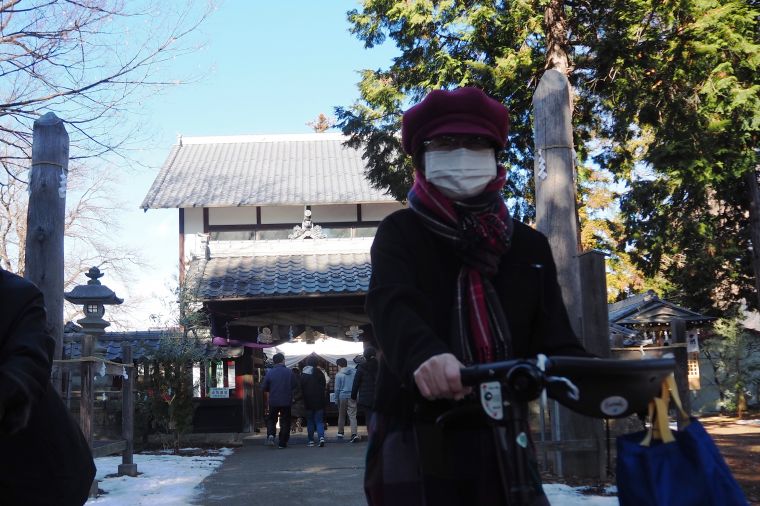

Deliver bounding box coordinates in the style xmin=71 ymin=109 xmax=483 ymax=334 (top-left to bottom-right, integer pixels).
xmin=263 ymin=337 xmax=364 ymax=368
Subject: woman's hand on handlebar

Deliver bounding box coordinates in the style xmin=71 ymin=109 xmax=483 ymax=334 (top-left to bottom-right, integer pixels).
xmin=413 ymin=353 xmax=472 ymax=401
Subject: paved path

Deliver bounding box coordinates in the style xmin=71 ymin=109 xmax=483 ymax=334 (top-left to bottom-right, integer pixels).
xmin=193 ymin=429 xmax=369 ymax=506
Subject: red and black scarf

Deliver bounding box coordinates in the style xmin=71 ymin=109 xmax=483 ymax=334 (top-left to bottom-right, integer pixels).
xmin=407 ymin=166 xmax=514 ymax=364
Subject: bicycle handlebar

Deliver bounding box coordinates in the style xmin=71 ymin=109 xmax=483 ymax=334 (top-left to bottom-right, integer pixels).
xmin=459 ymin=355 xmax=676 ymax=419
xmin=459 ymin=358 xmax=526 ymax=387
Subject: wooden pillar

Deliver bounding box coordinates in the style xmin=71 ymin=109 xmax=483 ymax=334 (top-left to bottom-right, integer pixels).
xmin=118 ymin=343 xmax=137 ymax=477
xmin=533 ymin=68 xmax=601 ymax=478
xmin=178 ymin=208 xmax=186 ymax=288
xmin=579 ymin=250 xmax=611 ymax=358
xmin=241 ymin=348 xmax=254 ymax=433
xmin=25 ymin=112 xmax=69 ymax=393
xmin=533 ymin=69 xmax=582 ymax=334
xmin=579 ymin=250 xmax=610 ymax=479
xmin=199 ymin=359 xmax=207 ymax=399
xmin=669 ymin=318 xmax=691 ymax=428
xmin=80 ymin=334 xmax=95 ymax=448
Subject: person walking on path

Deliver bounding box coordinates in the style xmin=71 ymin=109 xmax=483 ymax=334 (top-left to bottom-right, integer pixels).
xmin=261 ymin=353 xmax=297 ymax=448
xmin=300 ymin=355 xmax=327 ymax=447
xmin=351 ymin=346 xmax=379 ymax=434
xmin=334 ymin=357 xmax=358 ymax=442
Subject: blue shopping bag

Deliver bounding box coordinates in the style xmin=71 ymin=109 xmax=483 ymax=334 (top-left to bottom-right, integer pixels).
xmin=616 ymin=375 xmax=748 ymax=506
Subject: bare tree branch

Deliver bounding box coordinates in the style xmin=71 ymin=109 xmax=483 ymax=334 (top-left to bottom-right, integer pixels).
xmin=0 ymin=0 xmax=214 ymax=327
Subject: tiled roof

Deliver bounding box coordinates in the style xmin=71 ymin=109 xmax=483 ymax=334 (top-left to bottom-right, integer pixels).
xmin=608 ymin=290 xmax=660 ymax=323
xmin=140 ymin=133 xmax=396 ymax=209
xmin=609 ymin=322 xmax=638 ymax=338
xmin=190 ymin=250 xmax=371 ymax=300
xmin=63 ymin=327 xmax=242 ymax=361
xmin=608 ymin=290 xmax=713 ymax=326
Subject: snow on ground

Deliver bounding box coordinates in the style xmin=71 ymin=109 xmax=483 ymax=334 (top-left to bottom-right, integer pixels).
xmin=736 ymin=418 xmax=760 ymax=426
xmin=544 ymin=484 xmax=618 ymax=505
xmin=87 ymin=448 xmax=232 ymax=505
xmin=87 ymin=449 xmax=617 ymax=505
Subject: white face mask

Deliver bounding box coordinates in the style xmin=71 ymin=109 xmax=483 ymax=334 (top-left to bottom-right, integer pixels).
xmin=424 ymin=148 xmax=497 ymax=199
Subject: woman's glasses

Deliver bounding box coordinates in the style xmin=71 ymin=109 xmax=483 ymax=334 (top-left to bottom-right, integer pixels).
xmin=423 ymin=135 xmax=495 ymax=152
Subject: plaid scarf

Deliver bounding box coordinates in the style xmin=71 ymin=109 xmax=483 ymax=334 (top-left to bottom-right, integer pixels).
xmin=407 ymin=166 xmax=514 ymax=364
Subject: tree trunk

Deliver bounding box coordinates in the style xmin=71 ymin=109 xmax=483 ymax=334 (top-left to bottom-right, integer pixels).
xmin=743 ymin=167 xmax=760 ymax=310
xmin=544 ymin=0 xmax=570 ymax=75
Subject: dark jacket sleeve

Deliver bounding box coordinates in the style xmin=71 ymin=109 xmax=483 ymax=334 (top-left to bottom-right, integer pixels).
xmin=0 ymin=271 xmax=55 ymax=434
xmin=350 ymin=365 xmax=363 ymax=400
xmin=365 ymin=217 xmax=450 ymax=383
xmin=261 ymin=370 xmax=271 ymax=392
xmin=531 ymin=232 xmax=590 ymax=357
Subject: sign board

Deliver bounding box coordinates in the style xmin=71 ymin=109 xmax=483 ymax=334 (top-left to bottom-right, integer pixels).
xmin=687 ymin=333 xmax=699 ymax=353
xmin=209 ymin=387 xmax=229 ymax=399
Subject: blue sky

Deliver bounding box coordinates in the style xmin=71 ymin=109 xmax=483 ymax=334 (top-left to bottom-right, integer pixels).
xmin=110 ymin=1 xmax=398 ymax=329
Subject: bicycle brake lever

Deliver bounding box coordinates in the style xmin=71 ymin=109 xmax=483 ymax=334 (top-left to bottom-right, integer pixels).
xmin=546 ymin=375 xmax=580 ymax=401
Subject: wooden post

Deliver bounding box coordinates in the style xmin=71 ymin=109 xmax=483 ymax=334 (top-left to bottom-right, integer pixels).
xmin=669 ymin=318 xmax=691 ymax=428
xmin=25 ymin=112 xmax=69 ymax=393
xmin=533 ymin=69 xmax=582 ymax=332
xmin=533 ymin=69 xmax=601 ymax=478
xmin=118 ymin=343 xmax=138 ymax=477
xmin=579 ymin=250 xmax=610 ymax=479
xmin=579 ymin=250 xmax=611 ymax=359
xmin=241 ymin=348 xmax=253 ymax=433
xmin=80 ymin=334 xmax=95 ymax=449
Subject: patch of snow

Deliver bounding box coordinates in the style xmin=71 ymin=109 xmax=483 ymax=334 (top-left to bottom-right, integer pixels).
xmin=87 ymin=449 xmax=231 ymax=505
xmin=736 ymin=418 xmax=760 ymax=426
xmin=544 ymin=483 xmax=618 ymax=505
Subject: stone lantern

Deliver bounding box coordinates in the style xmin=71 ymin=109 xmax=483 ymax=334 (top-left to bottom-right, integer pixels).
xmin=65 ymin=268 xmax=137 ymax=480
xmin=64 ymin=266 xmax=123 ymax=336
xmin=63 ymin=266 xmax=123 ymax=461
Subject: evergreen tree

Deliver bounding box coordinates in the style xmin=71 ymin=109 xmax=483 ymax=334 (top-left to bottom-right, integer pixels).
xmin=703 ymin=307 xmax=760 ymax=416
xmin=590 ymin=0 xmax=760 ymax=312
xmin=337 ymin=0 xmax=759 ymax=310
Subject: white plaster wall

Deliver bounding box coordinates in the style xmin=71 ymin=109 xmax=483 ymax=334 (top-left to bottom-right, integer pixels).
xmin=185 ymin=233 xmax=207 ymax=262
xmin=311 ymin=204 xmax=357 ymax=223
xmin=260 ymin=206 xmax=304 ymax=224
xmin=361 ymin=202 xmax=405 ymax=221
xmin=209 ymin=207 xmax=257 ymax=225
xmin=184 ymin=207 xmax=204 ymax=234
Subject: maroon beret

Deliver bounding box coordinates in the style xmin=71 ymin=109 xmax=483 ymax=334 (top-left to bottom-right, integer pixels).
xmin=401 ymin=87 xmax=510 ymax=155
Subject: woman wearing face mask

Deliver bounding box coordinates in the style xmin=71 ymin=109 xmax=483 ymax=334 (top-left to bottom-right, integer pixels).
xmin=363 ymin=87 xmax=589 ymax=505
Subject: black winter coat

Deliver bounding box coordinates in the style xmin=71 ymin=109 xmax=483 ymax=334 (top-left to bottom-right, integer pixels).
xmin=350 ymin=357 xmax=378 ymax=410
xmin=300 ymin=366 xmax=327 ymax=410
xmin=0 ymin=269 xmax=96 ymax=505
xmin=365 ymin=209 xmax=589 ymax=418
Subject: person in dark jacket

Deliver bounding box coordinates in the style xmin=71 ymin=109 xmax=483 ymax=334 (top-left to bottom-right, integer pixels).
xmin=261 ymin=352 xmax=297 ymax=448
xmin=363 ymin=88 xmax=589 ymax=506
xmin=0 ymin=268 xmax=96 ymax=506
xmin=351 ymin=346 xmax=379 ymax=432
xmin=300 ymin=355 xmax=327 ymax=447
xmin=290 ymin=367 xmax=306 ymax=433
